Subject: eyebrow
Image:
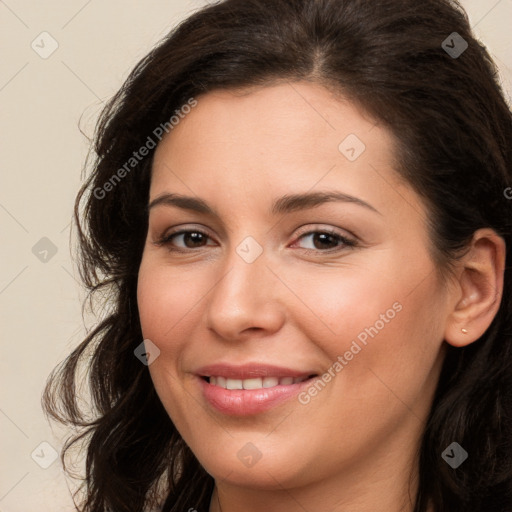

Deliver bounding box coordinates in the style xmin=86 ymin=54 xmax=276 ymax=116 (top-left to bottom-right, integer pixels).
xmin=148 ymin=191 xmax=380 ymax=216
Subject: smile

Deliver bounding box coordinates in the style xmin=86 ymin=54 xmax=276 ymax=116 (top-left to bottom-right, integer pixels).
xmin=195 ymin=363 xmax=319 ymax=415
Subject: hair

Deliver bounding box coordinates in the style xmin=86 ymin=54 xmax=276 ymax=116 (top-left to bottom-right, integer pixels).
xmin=43 ymin=0 xmax=512 ymax=511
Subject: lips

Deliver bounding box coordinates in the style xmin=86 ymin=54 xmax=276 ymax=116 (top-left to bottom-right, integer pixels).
xmin=194 ymin=363 xmax=319 ymax=415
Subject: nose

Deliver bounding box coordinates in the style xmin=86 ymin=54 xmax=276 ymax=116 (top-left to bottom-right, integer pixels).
xmin=205 ymin=246 xmax=286 ymax=342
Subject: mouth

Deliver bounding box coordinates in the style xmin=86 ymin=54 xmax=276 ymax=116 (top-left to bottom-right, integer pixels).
xmin=194 ymin=364 xmax=320 ymax=415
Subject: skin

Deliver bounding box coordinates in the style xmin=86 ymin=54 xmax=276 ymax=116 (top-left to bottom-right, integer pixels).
xmin=136 ymin=82 xmax=505 ymax=512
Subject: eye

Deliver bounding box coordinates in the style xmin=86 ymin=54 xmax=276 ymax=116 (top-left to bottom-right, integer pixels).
xmin=154 ymin=226 xmax=358 ymax=254
xmin=292 ymin=228 xmax=357 ymax=253
xmin=154 ymin=228 xmax=216 ymax=251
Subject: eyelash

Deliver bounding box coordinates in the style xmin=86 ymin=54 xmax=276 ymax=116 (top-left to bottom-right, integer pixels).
xmin=154 ymin=227 xmax=358 ymax=255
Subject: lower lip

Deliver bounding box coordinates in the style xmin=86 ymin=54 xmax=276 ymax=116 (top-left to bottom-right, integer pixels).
xmin=197 ymin=376 xmax=316 ymax=416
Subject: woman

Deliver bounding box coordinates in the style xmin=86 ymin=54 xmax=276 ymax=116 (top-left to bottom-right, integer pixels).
xmin=43 ymin=0 xmax=512 ymax=511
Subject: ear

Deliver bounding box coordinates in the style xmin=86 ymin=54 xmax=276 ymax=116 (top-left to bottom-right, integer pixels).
xmin=444 ymin=228 xmax=506 ymax=348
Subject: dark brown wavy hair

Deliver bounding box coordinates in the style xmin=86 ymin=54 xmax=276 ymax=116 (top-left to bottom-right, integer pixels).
xmin=43 ymin=0 xmax=512 ymax=510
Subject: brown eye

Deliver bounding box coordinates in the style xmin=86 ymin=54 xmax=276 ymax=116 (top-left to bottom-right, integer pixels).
xmin=294 ymin=230 xmax=357 ymax=253
xmin=156 ymin=229 xmax=215 ymax=251
xmin=174 ymin=231 xmax=209 ymax=248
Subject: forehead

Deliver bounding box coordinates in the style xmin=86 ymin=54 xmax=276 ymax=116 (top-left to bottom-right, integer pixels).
xmin=151 ymin=83 xmax=395 ymax=184
xmin=148 ymin=82 xmax=428 ymax=229
xmin=157 ymin=83 xmax=383 ymax=151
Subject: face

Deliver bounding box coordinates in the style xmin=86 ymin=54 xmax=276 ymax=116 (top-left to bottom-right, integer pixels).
xmin=137 ymin=82 xmax=449 ymax=494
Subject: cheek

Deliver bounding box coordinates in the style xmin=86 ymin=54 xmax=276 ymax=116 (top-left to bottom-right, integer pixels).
xmin=278 ymin=261 xmax=406 ymax=349
xmin=288 ymin=255 xmax=445 ymax=399
xmin=137 ymin=258 xmax=206 ymax=346
xmin=136 ymin=259 xmax=204 ymax=416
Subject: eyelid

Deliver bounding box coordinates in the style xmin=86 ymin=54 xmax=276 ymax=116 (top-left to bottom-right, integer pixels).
xmin=292 ymin=223 xmax=356 ymax=240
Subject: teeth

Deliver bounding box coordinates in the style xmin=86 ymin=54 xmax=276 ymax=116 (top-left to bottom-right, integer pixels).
xmin=226 ymin=378 xmax=243 ymax=390
xmin=208 ymin=375 xmax=309 ymax=389
xmin=263 ymin=377 xmax=279 ymax=388
xmin=243 ymin=378 xmax=263 ymax=390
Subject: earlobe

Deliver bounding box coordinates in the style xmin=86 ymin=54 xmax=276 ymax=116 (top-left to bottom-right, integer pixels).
xmin=444 ymin=229 xmax=506 ymax=348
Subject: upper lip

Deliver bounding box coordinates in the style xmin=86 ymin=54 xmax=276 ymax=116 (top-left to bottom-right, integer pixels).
xmin=195 ymin=363 xmax=317 ymax=380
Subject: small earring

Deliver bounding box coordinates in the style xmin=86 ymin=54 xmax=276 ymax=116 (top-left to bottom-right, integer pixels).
xmin=461 ymin=328 xmax=468 ymax=334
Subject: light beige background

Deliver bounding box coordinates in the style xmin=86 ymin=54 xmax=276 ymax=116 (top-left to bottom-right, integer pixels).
xmin=1 ymin=1 xmax=511 ymax=510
